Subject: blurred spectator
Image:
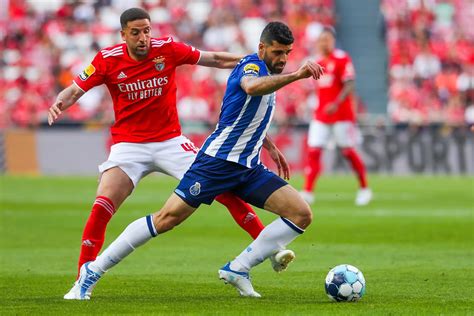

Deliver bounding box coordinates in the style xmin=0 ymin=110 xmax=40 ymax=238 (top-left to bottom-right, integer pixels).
xmin=0 ymin=0 xmax=335 ymax=129
xmin=6 ymin=0 xmax=472 ymax=128
xmin=383 ymin=0 xmax=474 ymax=125
xmin=413 ymin=43 xmax=441 ymax=80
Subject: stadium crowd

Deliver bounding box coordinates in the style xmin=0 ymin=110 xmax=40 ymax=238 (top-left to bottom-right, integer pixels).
xmin=1 ymin=0 xmax=334 ymax=129
xmin=382 ymin=0 xmax=474 ymax=125
xmin=1 ymin=0 xmax=473 ymax=129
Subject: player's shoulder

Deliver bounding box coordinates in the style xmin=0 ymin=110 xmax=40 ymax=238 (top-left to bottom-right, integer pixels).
xmin=151 ymin=36 xmax=174 ymax=49
xmin=332 ymin=49 xmax=351 ymax=61
xmin=99 ymin=43 xmax=126 ymax=60
xmin=241 ymin=53 xmax=262 ymax=64
xmin=239 ymin=53 xmax=265 ymax=72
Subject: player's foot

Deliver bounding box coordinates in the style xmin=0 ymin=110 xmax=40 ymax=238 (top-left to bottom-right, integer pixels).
xmin=355 ymin=188 xmax=372 ymax=206
xmin=218 ymin=262 xmax=261 ymax=298
xmin=64 ymin=262 xmax=102 ymax=300
xmin=299 ymin=191 xmax=314 ymax=204
xmin=270 ymin=249 xmax=295 ymax=272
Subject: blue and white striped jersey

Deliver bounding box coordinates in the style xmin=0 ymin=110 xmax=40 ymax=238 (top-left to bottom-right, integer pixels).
xmin=201 ymin=53 xmax=276 ymax=168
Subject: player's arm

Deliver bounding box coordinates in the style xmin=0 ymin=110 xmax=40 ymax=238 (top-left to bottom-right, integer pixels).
xmin=241 ymin=61 xmax=324 ymax=96
xmin=47 ymin=83 xmax=85 ymax=125
xmin=197 ymin=51 xmax=245 ymax=69
xmin=324 ymin=80 xmax=354 ymax=114
xmin=263 ymin=135 xmax=290 ymax=180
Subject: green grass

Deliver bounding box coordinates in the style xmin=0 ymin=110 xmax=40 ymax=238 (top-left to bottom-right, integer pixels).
xmin=1 ymin=175 xmax=473 ymax=315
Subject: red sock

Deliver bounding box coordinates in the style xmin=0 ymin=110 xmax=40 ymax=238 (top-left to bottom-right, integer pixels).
xmin=77 ymin=196 xmax=116 ymax=275
xmin=342 ymin=148 xmax=368 ymax=188
xmin=303 ymin=147 xmax=323 ymax=192
xmin=215 ymin=192 xmax=264 ymax=239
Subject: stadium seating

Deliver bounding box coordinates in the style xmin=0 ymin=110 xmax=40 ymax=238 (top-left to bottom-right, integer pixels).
xmin=382 ymin=0 xmax=473 ymax=125
xmin=1 ymin=0 xmax=472 ymax=128
xmin=1 ymin=0 xmax=335 ymax=128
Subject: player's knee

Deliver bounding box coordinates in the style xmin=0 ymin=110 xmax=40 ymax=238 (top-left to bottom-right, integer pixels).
xmin=341 ymin=147 xmax=355 ymax=157
xmin=289 ymin=203 xmax=313 ymax=229
xmin=299 ymin=204 xmax=313 ymax=228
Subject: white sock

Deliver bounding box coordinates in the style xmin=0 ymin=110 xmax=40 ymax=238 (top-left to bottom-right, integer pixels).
xmin=230 ymin=217 xmax=304 ymax=272
xmin=89 ymin=215 xmax=157 ymax=273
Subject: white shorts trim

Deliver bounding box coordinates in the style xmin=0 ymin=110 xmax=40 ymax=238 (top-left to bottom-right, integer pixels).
xmin=98 ymin=135 xmax=198 ymax=187
xmin=307 ymin=120 xmax=359 ymax=148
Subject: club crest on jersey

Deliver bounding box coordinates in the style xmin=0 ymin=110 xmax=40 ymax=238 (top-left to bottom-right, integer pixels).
xmin=189 ymin=182 xmax=201 ymax=196
xmin=79 ymin=64 xmax=96 ymax=81
xmin=153 ymin=56 xmax=165 ymax=71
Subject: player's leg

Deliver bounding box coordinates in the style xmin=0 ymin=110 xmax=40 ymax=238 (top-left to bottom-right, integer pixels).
xmin=77 ymin=143 xmax=151 ymax=273
xmin=65 ymin=194 xmax=196 ymax=300
xmin=229 ymin=184 xmax=311 ymax=273
xmin=220 ymin=169 xmax=312 ymax=297
xmin=154 ymin=135 xmax=265 ymax=239
xmin=77 ymin=167 xmax=133 ymax=271
xmin=67 ymin=152 xmax=233 ymax=300
xmin=334 ymin=122 xmax=372 ymax=205
xmin=301 ymin=120 xmax=330 ymax=204
xmin=215 ymin=193 xmax=264 ymax=239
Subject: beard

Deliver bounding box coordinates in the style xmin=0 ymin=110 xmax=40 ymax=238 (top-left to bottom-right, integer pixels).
xmin=269 ymin=62 xmax=285 ymax=74
xmin=134 ymin=45 xmax=149 ymax=56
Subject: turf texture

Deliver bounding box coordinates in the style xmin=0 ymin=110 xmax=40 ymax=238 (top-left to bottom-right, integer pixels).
xmin=1 ymin=175 xmax=473 ymax=315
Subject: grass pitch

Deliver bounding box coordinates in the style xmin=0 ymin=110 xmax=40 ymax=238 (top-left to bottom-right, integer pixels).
xmin=1 ymin=175 xmax=473 ymax=315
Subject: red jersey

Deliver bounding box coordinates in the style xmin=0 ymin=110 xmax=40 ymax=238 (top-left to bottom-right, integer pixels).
xmin=73 ymin=37 xmax=201 ymax=144
xmin=313 ymin=49 xmax=356 ymax=123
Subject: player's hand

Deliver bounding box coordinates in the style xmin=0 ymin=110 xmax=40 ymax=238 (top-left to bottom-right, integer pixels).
xmin=48 ymin=99 xmax=64 ymax=125
xmin=324 ymin=102 xmax=339 ymax=114
xmin=297 ymin=61 xmax=324 ymax=80
xmin=268 ymin=145 xmax=291 ymax=180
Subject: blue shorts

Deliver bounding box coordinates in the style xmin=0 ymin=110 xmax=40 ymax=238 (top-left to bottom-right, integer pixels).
xmin=175 ymin=152 xmax=287 ymax=208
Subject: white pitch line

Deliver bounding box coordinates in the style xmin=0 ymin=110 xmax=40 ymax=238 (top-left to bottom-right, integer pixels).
xmin=320 ymin=208 xmax=473 ymax=218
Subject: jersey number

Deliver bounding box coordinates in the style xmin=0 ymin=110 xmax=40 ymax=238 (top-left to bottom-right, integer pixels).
xmin=181 ymin=143 xmax=198 ymax=154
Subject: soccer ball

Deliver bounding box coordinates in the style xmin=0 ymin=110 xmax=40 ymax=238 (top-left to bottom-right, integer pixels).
xmin=325 ymin=264 xmax=366 ymax=302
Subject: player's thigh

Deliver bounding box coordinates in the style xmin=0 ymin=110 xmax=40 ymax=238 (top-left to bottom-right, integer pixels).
xmin=97 ymin=167 xmax=134 ymax=208
xmin=175 ymin=153 xmax=242 ymax=208
xmin=99 ymin=142 xmax=154 ymax=188
xmin=151 ymin=135 xmax=198 ymax=180
xmin=308 ymin=120 xmax=331 ymax=148
xmin=152 ymin=193 xmax=197 ymax=233
xmin=334 ymin=121 xmax=358 ymax=148
xmin=263 ymin=184 xmax=313 ymax=229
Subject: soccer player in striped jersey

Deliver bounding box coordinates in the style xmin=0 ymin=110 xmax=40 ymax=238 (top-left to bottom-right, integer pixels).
xmin=48 ymin=8 xmax=294 ymax=299
xmin=67 ymin=21 xmax=323 ymax=299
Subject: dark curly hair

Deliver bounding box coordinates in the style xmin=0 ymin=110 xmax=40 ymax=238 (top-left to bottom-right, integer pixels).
xmin=120 ymin=8 xmax=151 ymax=29
xmin=260 ymin=21 xmax=294 ymax=45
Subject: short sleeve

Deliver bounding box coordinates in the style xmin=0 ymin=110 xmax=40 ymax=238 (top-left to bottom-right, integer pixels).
xmin=341 ymin=56 xmax=355 ymax=82
xmin=172 ymin=40 xmax=201 ymax=66
xmin=241 ymin=62 xmax=262 ymax=78
xmin=73 ymin=52 xmax=106 ymax=92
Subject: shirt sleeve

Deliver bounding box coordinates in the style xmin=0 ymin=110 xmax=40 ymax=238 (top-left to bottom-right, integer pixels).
xmin=171 ymin=39 xmax=201 ymax=66
xmin=238 ymin=59 xmax=266 ymax=88
xmin=73 ymin=52 xmax=106 ymax=92
xmin=341 ymin=56 xmax=356 ymax=82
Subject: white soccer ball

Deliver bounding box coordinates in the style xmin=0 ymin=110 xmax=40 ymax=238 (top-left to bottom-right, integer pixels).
xmin=325 ymin=264 xmax=366 ymax=302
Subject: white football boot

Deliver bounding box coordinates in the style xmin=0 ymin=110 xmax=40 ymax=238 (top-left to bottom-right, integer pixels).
xmin=299 ymin=191 xmax=314 ymax=204
xmin=355 ymin=188 xmax=373 ymax=206
xmin=218 ymin=262 xmax=261 ymax=298
xmin=269 ymin=249 xmax=295 ymax=272
xmin=64 ymin=262 xmax=102 ymax=300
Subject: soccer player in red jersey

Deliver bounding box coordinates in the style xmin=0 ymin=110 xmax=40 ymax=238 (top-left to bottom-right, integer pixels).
xmin=300 ymin=26 xmax=372 ymax=206
xmin=47 ymin=8 xmax=294 ymax=287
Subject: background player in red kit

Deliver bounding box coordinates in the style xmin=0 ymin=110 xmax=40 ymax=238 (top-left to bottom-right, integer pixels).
xmin=47 ymin=8 xmax=294 ymax=291
xmin=300 ymin=26 xmax=372 ymax=206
